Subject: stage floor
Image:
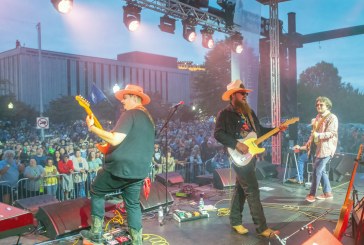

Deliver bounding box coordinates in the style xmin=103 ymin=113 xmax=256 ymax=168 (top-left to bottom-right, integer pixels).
xmin=2 ymin=168 xmax=362 ymax=245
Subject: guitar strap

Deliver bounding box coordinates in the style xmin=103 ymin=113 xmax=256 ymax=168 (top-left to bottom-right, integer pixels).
xmin=247 ymin=113 xmax=257 ymax=132
xmin=135 ymin=105 xmax=155 ymax=129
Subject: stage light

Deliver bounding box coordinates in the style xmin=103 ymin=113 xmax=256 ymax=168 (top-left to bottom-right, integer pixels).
xmin=123 ymin=4 xmax=141 ymax=32
xmin=182 ymin=17 xmax=197 ymax=42
xmin=230 ymin=32 xmax=244 ymax=54
xmin=51 ymin=0 xmax=73 ymax=14
xmin=201 ymin=28 xmax=214 ymax=49
xmin=159 ymin=15 xmax=176 ymax=34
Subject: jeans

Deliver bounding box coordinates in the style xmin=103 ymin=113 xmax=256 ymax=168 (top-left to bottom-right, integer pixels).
xmin=90 ymin=169 xmax=144 ymax=230
xmin=230 ymin=160 xmax=267 ymax=233
xmin=45 ymin=185 xmax=58 ymax=197
xmin=75 ymin=181 xmax=86 ymax=198
xmin=310 ymin=156 xmax=332 ymax=196
xmin=290 ymin=153 xmax=308 ymax=182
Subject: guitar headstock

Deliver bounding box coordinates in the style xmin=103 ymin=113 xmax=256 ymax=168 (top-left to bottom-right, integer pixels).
xmin=283 ymin=117 xmax=300 ymax=126
xmin=75 ymin=95 xmax=90 ymax=110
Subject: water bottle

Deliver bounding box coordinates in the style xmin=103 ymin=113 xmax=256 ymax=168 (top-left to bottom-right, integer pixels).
xmin=199 ymin=193 xmax=205 ymax=212
xmin=158 ymin=206 xmax=164 ymax=225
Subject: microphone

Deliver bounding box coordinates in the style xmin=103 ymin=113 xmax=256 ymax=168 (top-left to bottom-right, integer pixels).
xmin=170 ymin=101 xmax=184 ymax=109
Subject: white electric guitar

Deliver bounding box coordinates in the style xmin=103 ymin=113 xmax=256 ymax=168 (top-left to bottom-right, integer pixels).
xmin=228 ymin=117 xmax=299 ymax=167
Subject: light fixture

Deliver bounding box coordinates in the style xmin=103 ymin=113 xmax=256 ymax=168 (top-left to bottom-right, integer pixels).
xmin=8 ymin=102 xmax=14 ymax=109
xmin=201 ymin=28 xmax=214 ymax=49
xmin=123 ymin=4 xmax=141 ymax=32
xmin=230 ymin=32 xmax=244 ymax=54
xmin=182 ymin=17 xmax=197 ymax=42
xmin=159 ymin=15 xmax=176 ymax=34
xmin=113 ymin=84 xmax=120 ymax=93
xmin=51 ymin=0 xmax=73 ymax=14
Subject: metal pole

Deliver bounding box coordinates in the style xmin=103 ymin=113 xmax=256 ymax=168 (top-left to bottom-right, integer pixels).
xmin=37 ymin=22 xmax=44 ymax=142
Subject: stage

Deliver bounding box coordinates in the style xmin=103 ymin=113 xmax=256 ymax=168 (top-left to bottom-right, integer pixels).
xmin=1 ymin=167 xmax=362 ymax=245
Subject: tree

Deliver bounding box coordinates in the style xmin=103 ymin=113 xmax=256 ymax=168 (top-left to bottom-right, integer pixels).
xmin=45 ymin=96 xmax=85 ymax=124
xmin=192 ymin=39 xmax=232 ymax=117
xmin=298 ymin=61 xmax=364 ymax=123
xmin=0 ymin=94 xmax=38 ymax=125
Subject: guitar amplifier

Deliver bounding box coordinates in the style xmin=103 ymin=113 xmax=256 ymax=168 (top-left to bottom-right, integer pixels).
xmin=0 ymin=202 xmax=34 ymax=239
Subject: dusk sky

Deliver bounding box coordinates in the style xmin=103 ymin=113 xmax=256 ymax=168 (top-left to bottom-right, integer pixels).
xmin=1 ymin=0 xmax=364 ymax=91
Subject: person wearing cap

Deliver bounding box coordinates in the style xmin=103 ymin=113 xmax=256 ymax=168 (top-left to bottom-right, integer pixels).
xmin=214 ymin=79 xmax=287 ymax=238
xmin=81 ymin=84 xmax=155 ymax=245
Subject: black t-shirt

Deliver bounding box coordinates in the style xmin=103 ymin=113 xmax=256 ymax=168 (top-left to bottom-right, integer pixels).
xmin=104 ymin=109 xmax=155 ymax=179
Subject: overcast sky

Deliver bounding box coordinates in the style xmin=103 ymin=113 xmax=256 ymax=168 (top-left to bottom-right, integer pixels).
xmin=1 ymin=0 xmax=363 ymax=91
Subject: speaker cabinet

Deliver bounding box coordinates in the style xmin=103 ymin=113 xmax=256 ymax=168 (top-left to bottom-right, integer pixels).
xmin=155 ymin=172 xmax=184 ymax=186
xmin=35 ymin=198 xmax=115 ymax=239
xmin=256 ymin=161 xmax=278 ymax=180
xmin=302 ymin=227 xmax=342 ymax=245
xmin=139 ymin=181 xmax=174 ymax=212
xmin=331 ymin=153 xmax=356 ymax=182
xmin=213 ymin=168 xmax=236 ymax=190
xmin=14 ymin=194 xmax=59 ymax=214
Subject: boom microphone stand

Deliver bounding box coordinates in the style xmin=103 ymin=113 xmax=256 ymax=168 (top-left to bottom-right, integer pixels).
xmin=273 ymin=209 xmax=332 ymax=245
xmin=157 ymin=101 xmax=183 ymax=225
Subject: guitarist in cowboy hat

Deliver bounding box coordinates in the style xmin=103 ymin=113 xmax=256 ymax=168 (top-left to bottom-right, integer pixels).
xmin=81 ymin=84 xmax=155 ymax=245
xmin=214 ymin=79 xmax=287 ymax=238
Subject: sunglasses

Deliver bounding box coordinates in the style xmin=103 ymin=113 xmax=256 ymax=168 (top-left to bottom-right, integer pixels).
xmin=237 ymin=92 xmax=248 ymax=97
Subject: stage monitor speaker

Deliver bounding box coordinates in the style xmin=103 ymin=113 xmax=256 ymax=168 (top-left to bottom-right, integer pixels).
xmin=14 ymin=194 xmax=59 ymax=214
xmin=139 ymin=181 xmax=174 ymax=212
xmin=332 ymin=153 xmax=356 ymax=182
xmin=353 ymin=197 xmax=364 ymax=244
xmin=213 ymin=168 xmax=236 ymax=190
xmin=302 ymin=227 xmax=342 ymax=245
xmin=35 ymin=198 xmax=115 ymax=239
xmin=256 ymin=161 xmax=278 ymax=180
xmin=155 ymin=172 xmax=184 ymax=186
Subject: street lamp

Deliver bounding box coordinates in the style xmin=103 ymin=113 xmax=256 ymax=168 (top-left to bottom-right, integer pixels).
xmin=8 ymin=102 xmax=14 ymax=109
xmin=113 ymin=84 xmax=120 ymax=93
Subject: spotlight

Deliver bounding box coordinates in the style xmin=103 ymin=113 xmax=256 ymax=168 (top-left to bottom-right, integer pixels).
xmin=123 ymin=4 xmax=141 ymax=32
xmin=201 ymin=28 xmax=214 ymax=49
xmin=182 ymin=17 xmax=197 ymax=42
xmin=230 ymin=32 xmax=244 ymax=54
xmin=159 ymin=15 xmax=176 ymax=34
xmin=51 ymin=0 xmax=73 ymax=14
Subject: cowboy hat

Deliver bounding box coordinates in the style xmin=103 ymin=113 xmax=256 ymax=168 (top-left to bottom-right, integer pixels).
xmin=115 ymin=84 xmax=151 ymax=105
xmin=222 ymin=79 xmax=252 ymax=101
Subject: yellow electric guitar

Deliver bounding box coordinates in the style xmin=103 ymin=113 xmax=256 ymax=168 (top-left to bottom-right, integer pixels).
xmin=228 ymin=117 xmax=299 ymax=167
xmin=75 ymin=95 xmax=111 ymax=154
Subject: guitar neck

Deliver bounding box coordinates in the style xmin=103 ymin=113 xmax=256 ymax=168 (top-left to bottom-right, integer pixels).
xmin=255 ymin=127 xmax=280 ymax=145
xmin=83 ymin=107 xmax=103 ymax=130
xmin=344 ymin=144 xmax=363 ymax=202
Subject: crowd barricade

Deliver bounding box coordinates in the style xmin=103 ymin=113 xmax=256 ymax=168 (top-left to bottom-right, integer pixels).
xmin=0 ymin=181 xmax=15 ymax=204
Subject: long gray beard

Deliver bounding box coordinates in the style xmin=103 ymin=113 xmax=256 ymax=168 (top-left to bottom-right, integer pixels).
xmin=235 ymin=100 xmax=252 ymax=115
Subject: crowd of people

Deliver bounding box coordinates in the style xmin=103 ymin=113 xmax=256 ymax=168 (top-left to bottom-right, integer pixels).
xmin=1 ymin=81 xmax=364 ymax=243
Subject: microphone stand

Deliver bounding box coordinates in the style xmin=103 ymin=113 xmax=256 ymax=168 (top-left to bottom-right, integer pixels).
xmin=274 ymin=209 xmax=332 ymax=245
xmin=157 ymin=104 xmax=181 ymax=225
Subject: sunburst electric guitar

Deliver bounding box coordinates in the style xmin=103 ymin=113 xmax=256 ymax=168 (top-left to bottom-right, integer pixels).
xmin=333 ymin=144 xmax=363 ymax=240
xmin=228 ymin=117 xmax=299 ymax=167
xmin=75 ymin=95 xmax=111 ymax=154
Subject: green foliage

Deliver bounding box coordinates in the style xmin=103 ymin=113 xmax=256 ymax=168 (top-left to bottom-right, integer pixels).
xmin=192 ymin=39 xmax=232 ymax=117
xmin=45 ymin=96 xmax=85 ymax=124
xmin=298 ymin=61 xmax=364 ymax=123
xmin=0 ymin=94 xmax=38 ymax=124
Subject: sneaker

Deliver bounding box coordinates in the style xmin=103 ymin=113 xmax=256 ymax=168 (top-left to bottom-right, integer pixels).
xmin=316 ymin=192 xmax=333 ymax=200
xmin=232 ymin=225 xmax=249 ymax=235
xmin=287 ymin=178 xmax=298 ymax=183
xmin=259 ymin=228 xmax=280 ymax=238
xmin=305 ymin=194 xmax=316 ymax=203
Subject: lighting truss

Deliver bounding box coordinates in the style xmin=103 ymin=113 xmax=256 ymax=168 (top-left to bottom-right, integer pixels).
xmin=122 ymin=0 xmax=239 ymax=35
